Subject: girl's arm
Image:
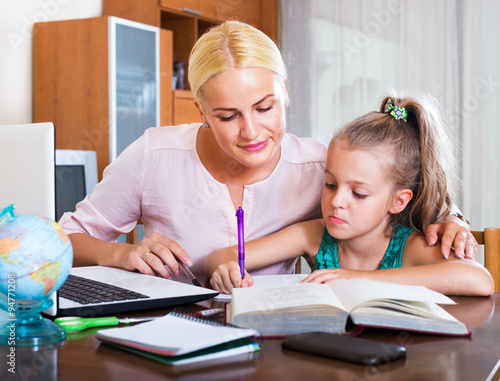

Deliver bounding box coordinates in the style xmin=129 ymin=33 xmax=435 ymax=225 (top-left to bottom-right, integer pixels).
xmin=304 ymin=233 xmax=494 ymax=296
xmin=398 ymin=233 xmax=493 ymax=295
xmin=204 ymin=219 xmax=324 ymax=293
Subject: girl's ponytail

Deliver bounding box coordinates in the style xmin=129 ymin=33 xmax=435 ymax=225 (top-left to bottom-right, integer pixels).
xmin=333 ymin=92 xmax=455 ymax=235
xmin=389 ymin=94 xmax=454 ymax=232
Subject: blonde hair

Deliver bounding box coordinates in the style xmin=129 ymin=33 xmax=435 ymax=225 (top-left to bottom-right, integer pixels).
xmin=188 ymin=21 xmax=286 ymax=111
xmin=330 ymin=92 xmax=455 ymax=235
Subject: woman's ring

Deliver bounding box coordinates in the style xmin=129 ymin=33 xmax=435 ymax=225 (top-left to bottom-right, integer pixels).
xmin=143 ymin=252 xmax=150 ymax=261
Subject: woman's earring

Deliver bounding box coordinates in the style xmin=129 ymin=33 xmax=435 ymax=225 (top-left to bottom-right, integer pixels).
xmin=284 ymin=101 xmax=290 ymax=109
xmin=203 ymin=123 xmax=209 ymax=129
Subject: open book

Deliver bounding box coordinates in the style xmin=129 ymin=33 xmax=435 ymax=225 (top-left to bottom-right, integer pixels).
xmin=97 ymin=309 xmax=260 ymax=366
xmin=227 ymin=279 xmax=470 ymax=336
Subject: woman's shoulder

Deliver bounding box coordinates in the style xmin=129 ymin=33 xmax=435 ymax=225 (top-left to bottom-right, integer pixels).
xmin=110 ymin=124 xmax=200 ymax=170
xmin=282 ymin=133 xmax=327 ymax=164
xmin=146 ymin=123 xmax=201 ymax=151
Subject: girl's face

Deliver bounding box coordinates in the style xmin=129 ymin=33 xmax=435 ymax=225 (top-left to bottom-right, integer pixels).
xmin=321 ymin=142 xmax=398 ymax=241
xmin=197 ymin=67 xmax=288 ymax=169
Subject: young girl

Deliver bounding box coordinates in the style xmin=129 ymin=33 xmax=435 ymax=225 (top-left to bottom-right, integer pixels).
xmin=204 ymin=93 xmax=494 ymax=296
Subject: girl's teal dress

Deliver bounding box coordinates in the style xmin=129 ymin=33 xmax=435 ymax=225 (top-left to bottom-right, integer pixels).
xmin=314 ymin=225 xmax=414 ymax=270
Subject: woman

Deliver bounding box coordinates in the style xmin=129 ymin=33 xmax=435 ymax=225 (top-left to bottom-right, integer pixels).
xmin=59 ymin=21 xmax=476 ymax=285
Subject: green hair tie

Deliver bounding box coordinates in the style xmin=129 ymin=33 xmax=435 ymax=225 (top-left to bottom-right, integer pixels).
xmin=384 ymin=99 xmax=407 ymax=122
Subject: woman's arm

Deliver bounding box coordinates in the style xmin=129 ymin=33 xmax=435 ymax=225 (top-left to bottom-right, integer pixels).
xmin=303 ymin=233 xmax=494 ymax=296
xmin=204 ymin=219 xmax=324 ymax=293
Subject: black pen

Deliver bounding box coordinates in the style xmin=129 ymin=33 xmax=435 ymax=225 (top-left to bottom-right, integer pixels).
xmin=175 ymin=256 xmax=202 ymax=287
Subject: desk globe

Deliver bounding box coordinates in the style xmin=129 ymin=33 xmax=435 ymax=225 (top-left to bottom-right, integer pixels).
xmin=0 ymin=204 xmax=73 ymax=345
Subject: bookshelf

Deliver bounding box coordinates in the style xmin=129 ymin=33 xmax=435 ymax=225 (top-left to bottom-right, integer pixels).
xmin=33 ymin=17 xmax=172 ymax=180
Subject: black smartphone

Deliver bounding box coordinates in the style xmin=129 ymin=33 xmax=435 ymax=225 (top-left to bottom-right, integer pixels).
xmin=282 ymin=332 xmax=407 ymax=366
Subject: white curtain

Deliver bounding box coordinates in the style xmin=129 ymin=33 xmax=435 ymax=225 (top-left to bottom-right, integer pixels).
xmin=460 ymin=0 xmax=500 ymax=231
xmin=280 ymin=0 xmax=500 ymax=235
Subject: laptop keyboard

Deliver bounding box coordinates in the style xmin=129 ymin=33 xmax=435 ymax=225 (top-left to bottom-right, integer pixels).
xmin=59 ymin=274 xmax=150 ymax=305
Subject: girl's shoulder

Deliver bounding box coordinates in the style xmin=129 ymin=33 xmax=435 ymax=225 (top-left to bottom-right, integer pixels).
xmin=271 ymin=219 xmax=324 ymax=259
xmin=292 ymin=219 xmax=325 ymax=258
xmin=402 ymin=231 xmax=447 ymax=266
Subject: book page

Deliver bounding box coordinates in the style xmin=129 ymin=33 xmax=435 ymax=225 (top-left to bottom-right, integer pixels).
xmin=355 ymin=300 xmax=459 ymax=322
xmin=230 ymin=283 xmax=346 ymax=318
xmin=214 ymin=274 xmax=308 ymax=302
xmin=350 ymin=301 xmax=469 ymax=334
xmin=330 ymin=279 xmax=456 ymax=313
xmin=252 ymin=274 xmax=308 ymax=287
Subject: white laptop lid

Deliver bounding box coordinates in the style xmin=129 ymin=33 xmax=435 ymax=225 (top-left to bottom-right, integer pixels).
xmin=0 ymin=123 xmax=55 ymax=220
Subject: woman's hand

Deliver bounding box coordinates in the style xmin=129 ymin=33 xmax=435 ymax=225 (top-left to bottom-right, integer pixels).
xmin=301 ymin=268 xmax=369 ymax=285
xmin=120 ymin=233 xmax=193 ymax=279
xmin=209 ymin=261 xmax=254 ymax=294
xmin=425 ymin=219 xmax=477 ymax=260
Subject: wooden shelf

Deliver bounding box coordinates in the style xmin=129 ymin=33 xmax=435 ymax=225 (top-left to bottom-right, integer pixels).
xmin=33 ymin=17 xmax=110 ymax=179
xmin=103 ymin=0 xmax=160 ymax=26
xmin=160 ymin=0 xmax=217 ymax=20
xmin=173 ymin=90 xmax=199 ymax=125
xmin=33 ymin=17 xmax=171 ymax=179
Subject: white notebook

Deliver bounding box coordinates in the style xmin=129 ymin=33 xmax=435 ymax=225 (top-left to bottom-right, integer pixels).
xmin=96 ymin=309 xmax=260 ymax=365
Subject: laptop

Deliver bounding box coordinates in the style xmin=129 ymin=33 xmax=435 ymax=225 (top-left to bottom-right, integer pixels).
xmin=0 ymin=122 xmax=56 ymax=220
xmin=44 ymin=266 xmax=219 ymax=317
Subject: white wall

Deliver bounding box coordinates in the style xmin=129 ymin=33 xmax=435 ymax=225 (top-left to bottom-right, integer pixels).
xmin=0 ymin=0 xmax=102 ymax=125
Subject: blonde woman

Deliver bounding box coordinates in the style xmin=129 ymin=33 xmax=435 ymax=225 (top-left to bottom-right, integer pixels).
xmin=59 ymin=22 xmax=476 ymax=285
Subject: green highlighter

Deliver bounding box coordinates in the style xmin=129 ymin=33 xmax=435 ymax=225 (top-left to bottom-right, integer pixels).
xmin=55 ymin=316 xmax=159 ymax=333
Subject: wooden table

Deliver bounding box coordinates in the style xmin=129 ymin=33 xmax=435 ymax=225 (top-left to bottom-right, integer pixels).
xmin=4 ymin=294 xmax=500 ymax=381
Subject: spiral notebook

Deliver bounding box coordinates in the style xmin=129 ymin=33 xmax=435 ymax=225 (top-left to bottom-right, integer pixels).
xmin=96 ymin=308 xmax=260 ymax=366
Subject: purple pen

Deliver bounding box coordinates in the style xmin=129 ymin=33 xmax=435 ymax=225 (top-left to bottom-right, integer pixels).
xmin=236 ymin=207 xmax=245 ymax=279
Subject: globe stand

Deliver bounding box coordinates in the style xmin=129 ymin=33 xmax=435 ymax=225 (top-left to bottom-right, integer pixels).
xmin=0 ymin=296 xmax=66 ymax=346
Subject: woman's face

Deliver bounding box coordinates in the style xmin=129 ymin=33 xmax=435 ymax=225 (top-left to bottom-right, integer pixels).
xmin=198 ymin=68 xmax=288 ymax=169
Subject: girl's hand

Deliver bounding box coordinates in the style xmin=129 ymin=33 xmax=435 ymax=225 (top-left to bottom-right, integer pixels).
xmin=209 ymin=261 xmax=254 ymax=294
xmin=120 ymin=233 xmax=193 ymax=279
xmin=425 ymin=220 xmax=477 ymax=260
xmin=301 ymin=268 xmax=370 ymax=285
